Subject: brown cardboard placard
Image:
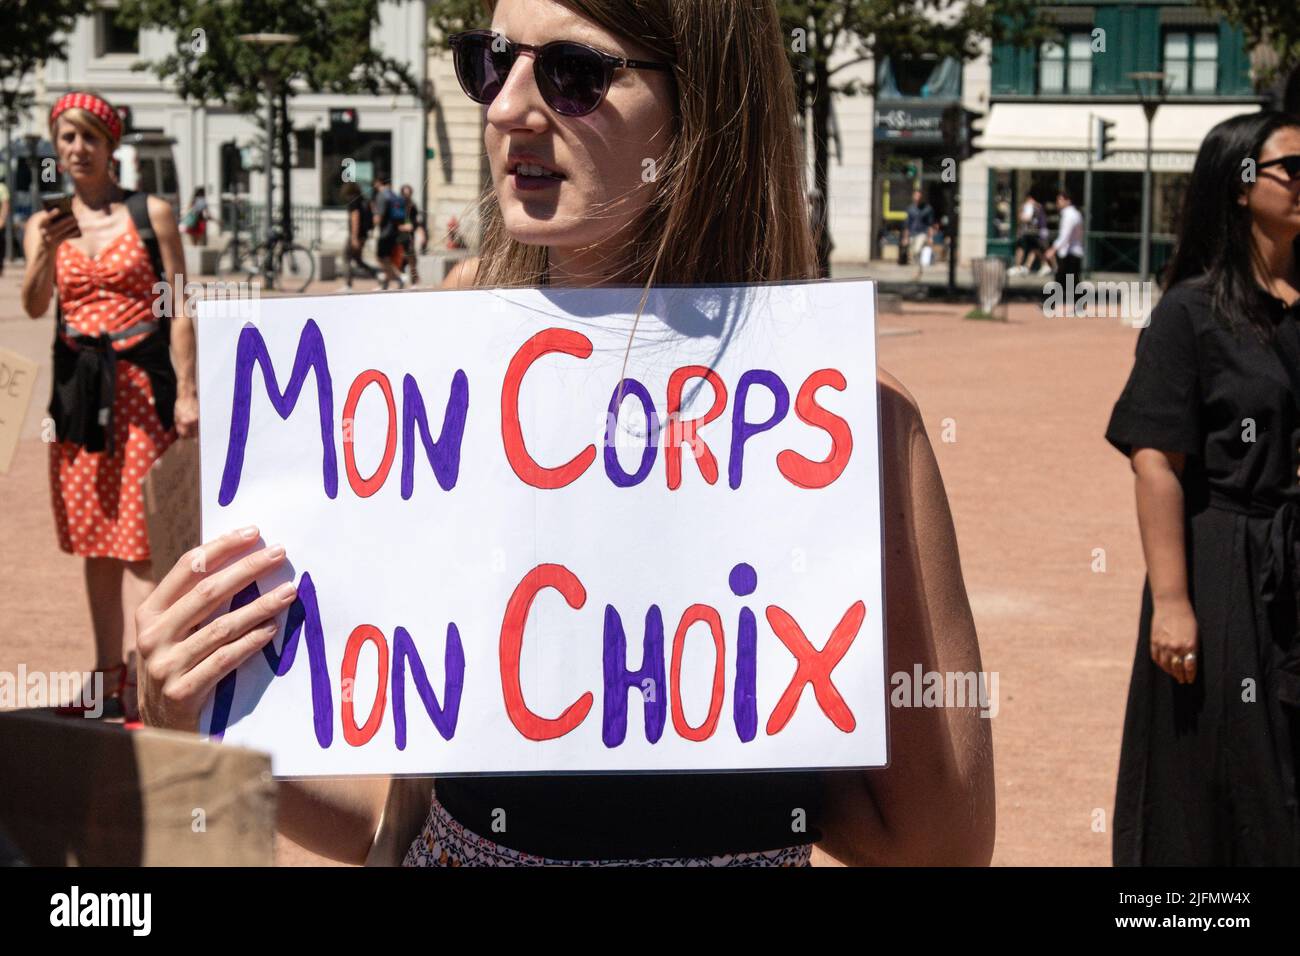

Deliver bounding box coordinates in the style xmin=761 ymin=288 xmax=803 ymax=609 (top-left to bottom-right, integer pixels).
xmin=0 ymin=709 xmax=276 ymax=866
xmin=0 ymin=347 xmax=39 ymax=474
xmin=143 ymin=437 xmax=201 ymax=581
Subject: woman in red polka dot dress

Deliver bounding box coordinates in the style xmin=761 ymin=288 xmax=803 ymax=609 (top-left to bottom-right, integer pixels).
xmin=21 ymin=92 xmax=198 ymax=720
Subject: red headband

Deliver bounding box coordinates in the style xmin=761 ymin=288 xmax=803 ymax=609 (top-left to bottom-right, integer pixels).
xmin=49 ymin=92 xmax=122 ymax=142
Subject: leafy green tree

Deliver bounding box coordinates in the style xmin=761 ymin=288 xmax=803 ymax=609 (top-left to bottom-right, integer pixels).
xmin=118 ymin=0 xmax=424 ymax=232
xmin=0 ymin=0 xmax=95 ymax=258
xmin=1201 ymin=1 xmax=1300 ymax=109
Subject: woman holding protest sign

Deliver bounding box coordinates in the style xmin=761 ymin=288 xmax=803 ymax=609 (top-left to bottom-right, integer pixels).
xmin=21 ymin=91 xmax=197 ymax=722
xmin=134 ymin=0 xmax=993 ymax=867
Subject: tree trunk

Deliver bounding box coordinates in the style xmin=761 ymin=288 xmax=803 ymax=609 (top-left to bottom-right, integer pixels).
xmin=811 ymin=51 xmax=833 ymax=278
xmin=279 ymin=88 xmax=292 ymax=244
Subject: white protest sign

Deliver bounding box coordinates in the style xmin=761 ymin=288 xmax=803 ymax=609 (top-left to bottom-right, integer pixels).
xmin=196 ymin=281 xmax=887 ymax=777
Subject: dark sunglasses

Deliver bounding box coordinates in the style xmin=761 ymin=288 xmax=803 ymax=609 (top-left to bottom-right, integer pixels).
xmin=1259 ymin=155 xmax=1300 ymax=181
xmin=449 ymin=29 xmax=672 ymax=117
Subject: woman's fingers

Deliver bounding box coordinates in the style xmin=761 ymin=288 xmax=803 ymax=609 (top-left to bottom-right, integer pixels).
xmin=172 ymin=579 xmax=298 ymax=675
xmin=139 ymin=525 xmax=262 ymax=620
xmin=154 ymin=542 xmax=288 ymax=644
xmin=162 ymin=618 xmax=282 ymax=717
xmin=1169 ymin=654 xmax=1187 ymax=684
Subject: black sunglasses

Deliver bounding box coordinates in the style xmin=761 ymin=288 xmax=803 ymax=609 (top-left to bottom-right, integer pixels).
xmin=1259 ymin=155 xmax=1300 ymax=181
xmin=449 ymin=29 xmax=672 ymax=117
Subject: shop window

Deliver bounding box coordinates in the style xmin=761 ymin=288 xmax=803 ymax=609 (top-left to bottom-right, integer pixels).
xmin=293 ymin=129 xmax=317 ymax=170
xmin=1039 ymin=32 xmax=1093 ymax=95
xmin=1164 ymin=31 xmax=1218 ymax=95
xmin=220 ymin=141 xmax=251 ymax=196
xmin=320 ymin=129 xmax=391 ymax=207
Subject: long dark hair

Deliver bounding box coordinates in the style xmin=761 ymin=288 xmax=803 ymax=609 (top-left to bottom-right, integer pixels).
xmin=1164 ymin=110 xmax=1300 ymax=342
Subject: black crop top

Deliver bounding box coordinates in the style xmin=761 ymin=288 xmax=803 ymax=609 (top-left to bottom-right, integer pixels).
xmin=435 ymin=770 xmax=826 ymax=860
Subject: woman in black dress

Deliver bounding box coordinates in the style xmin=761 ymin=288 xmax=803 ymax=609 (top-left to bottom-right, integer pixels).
xmin=1106 ymin=110 xmax=1300 ymax=864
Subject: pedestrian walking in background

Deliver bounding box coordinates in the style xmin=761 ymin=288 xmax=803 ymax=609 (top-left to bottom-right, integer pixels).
xmin=341 ymin=181 xmax=380 ymax=289
xmin=19 ymin=91 xmax=197 ymax=722
xmin=1009 ymin=193 xmax=1048 ymax=276
xmin=1105 ymin=110 xmax=1300 ymax=864
xmin=1048 ymin=188 xmax=1084 ymax=311
xmin=398 ymin=183 xmax=426 ymax=287
xmin=902 ymin=188 xmax=934 ymax=280
xmin=372 ymin=174 xmax=407 ymax=290
xmin=180 ymin=187 xmax=209 ymax=246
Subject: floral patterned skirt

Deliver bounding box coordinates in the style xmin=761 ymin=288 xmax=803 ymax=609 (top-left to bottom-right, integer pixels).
xmin=402 ymin=789 xmax=813 ymax=867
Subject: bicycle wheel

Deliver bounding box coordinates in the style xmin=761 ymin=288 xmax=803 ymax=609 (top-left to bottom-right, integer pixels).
xmin=277 ymin=244 xmax=316 ymax=293
xmin=236 ymin=244 xmax=266 ymax=286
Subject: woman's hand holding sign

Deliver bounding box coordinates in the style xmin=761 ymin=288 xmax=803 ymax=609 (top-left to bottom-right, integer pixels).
xmin=135 ymin=526 xmax=296 ymax=732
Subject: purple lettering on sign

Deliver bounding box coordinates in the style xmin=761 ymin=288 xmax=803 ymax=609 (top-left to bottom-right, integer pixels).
xmin=219 ymin=319 xmax=336 ymax=506
xmin=603 ymin=378 xmax=660 ymax=488
xmin=602 ymin=604 xmax=667 ymax=747
xmin=400 ymin=370 xmax=470 ymax=498
xmin=728 ymin=370 xmax=790 ymax=490
xmin=392 ymin=623 xmax=466 ymax=748
xmin=207 ymin=572 xmax=333 ymax=747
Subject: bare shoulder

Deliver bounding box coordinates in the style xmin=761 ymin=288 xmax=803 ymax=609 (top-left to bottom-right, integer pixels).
xmin=441 ymin=255 xmax=481 ymax=290
xmin=145 ymin=194 xmax=179 ymax=232
xmin=876 ymin=366 xmax=925 ymax=448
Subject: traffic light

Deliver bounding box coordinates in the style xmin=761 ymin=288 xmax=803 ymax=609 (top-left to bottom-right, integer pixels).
xmin=1093 ymin=116 xmax=1116 ymax=162
xmin=960 ymin=108 xmax=984 ymax=162
xmin=941 ymin=106 xmax=985 ymax=162
xmin=941 ymin=105 xmax=961 ymax=152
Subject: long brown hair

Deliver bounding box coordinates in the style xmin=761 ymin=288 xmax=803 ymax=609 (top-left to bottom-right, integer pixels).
xmin=470 ymin=0 xmax=817 ymax=291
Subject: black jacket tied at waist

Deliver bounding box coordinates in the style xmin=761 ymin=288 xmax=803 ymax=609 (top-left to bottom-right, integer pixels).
xmin=49 ymin=319 xmax=176 ymax=457
xmin=1210 ymin=490 xmax=1300 ymax=707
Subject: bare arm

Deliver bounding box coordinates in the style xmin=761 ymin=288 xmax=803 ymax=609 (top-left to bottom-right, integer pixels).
xmin=1131 ymin=448 xmax=1197 ymax=683
xmin=21 ymin=209 xmax=79 ymax=318
xmin=278 ymin=776 xmax=390 ymax=864
xmin=149 ymin=196 xmax=198 ymax=437
xmin=816 ymin=370 xmax=995 ymax=866
xmin=1132 ymin=448 xmax=1187 ymax=602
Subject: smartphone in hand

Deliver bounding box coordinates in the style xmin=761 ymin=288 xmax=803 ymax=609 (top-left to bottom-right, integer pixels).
xmin=41 ymin=193 xmax=74 ymax=218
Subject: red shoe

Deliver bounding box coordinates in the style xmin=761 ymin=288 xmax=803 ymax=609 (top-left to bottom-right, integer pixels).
xmin=54 ymin=663 xmax=126 ymax=719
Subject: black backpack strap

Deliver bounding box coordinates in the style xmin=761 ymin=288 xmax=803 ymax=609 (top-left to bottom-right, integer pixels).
xmin=125 ymin=190 xmax=166 ymax=284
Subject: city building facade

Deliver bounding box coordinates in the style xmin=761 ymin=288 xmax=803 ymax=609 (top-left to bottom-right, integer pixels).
xmin=19 ymin=1 xmax=428 ymax=247
xmin=961 ymin=0 xmax=1265 ymax=274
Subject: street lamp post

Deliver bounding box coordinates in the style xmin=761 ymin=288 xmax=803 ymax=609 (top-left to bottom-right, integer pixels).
xmin=1128 ymin=71 xmax=1167 ymax=284
xmin=238 ymin=33 xmax=297 ymax=289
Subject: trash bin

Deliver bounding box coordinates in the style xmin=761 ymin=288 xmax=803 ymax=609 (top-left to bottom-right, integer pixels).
xmin=971 ymin=257 xmax=1008 ymax=317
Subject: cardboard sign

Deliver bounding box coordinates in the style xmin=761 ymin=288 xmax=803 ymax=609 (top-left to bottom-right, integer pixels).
xmin=0 ymin=347 xmax=38 ymax=474
xmin=0 ymin=710 xmax=275 ymax=866
xmin=195 ymin=281 xmax=887 ymax=777
xmin=143 ymin=438 xmax=202 ymax=584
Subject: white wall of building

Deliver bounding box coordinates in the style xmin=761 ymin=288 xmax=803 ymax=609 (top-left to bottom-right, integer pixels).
xmin=426 ymin=39 xmax=485 ymax=250
xmin=823 ymin=49 xmax=876 ymax=265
